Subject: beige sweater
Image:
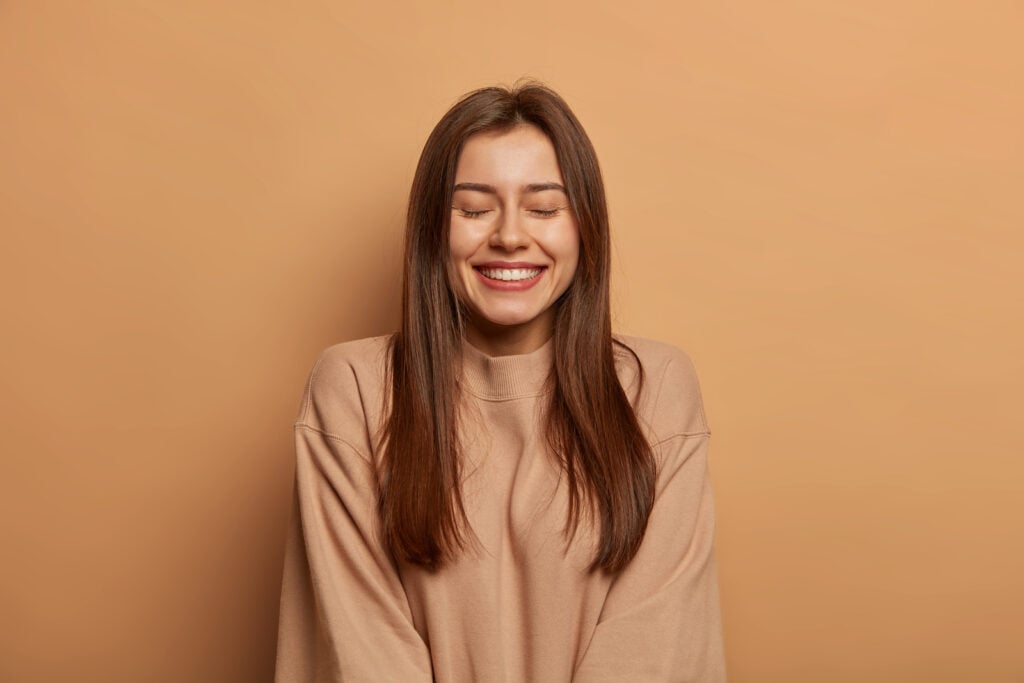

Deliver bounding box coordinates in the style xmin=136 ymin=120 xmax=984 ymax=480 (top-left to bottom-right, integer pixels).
xmin=274 ymin=333 xmax=726 ymax=682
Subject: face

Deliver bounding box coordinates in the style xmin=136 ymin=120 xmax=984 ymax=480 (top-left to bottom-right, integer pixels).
xmin=448 ymin=123 xmax=580 ymax=356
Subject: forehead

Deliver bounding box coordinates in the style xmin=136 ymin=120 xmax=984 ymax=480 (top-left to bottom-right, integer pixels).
xmin=454 ymin=124 xmax=564 ymax=185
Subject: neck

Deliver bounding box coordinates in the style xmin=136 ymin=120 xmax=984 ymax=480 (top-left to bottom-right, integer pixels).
xmin=463 ymin=313 xmax=555 ymax=357
xmin=459 ymin=333 xmax=555 ymax=400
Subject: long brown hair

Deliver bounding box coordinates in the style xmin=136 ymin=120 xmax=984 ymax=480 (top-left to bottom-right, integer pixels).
xmin=377 ymin=80 xmax=656 ymax=574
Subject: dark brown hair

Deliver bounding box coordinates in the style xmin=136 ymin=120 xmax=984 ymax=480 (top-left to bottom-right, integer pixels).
xmin=377 ymin=80 xmax=655 ymax=574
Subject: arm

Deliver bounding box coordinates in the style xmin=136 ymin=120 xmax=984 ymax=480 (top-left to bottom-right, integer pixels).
xmin=573 ymin=432 xmax=726 ymax=680
xmin=274 ymin=350 xmax=433 ymax=682
xmin=573 ymin=339 xmax=724 ymax=679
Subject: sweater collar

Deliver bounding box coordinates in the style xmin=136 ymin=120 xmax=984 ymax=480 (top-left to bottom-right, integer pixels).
xmin=459 ymin=334 xmax=555 ymax=400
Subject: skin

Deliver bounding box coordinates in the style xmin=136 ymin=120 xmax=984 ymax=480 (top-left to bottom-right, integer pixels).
xmin=448 ymin=123 xmax=580 ymax=356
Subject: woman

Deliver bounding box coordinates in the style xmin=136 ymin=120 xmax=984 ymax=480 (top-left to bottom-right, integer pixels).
xmin=274 ymin=81 xmax=726 ymax=682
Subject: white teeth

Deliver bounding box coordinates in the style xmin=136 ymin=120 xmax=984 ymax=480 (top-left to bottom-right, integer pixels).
xmin=478 ymin=267 xmax=543 ymax=281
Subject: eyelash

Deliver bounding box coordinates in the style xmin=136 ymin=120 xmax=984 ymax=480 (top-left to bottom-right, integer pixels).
xmin=454 ymin=208 xmax=562 ymax=218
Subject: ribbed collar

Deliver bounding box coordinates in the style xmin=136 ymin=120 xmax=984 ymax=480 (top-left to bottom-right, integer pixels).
xmin=459 ymin=335 xmax=555 ymax=401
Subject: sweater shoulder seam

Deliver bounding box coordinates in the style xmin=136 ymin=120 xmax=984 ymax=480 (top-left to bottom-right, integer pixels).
xmin=652 ymin=430 xmax=711 ymax=448
xmin=293 ymin=421 xmax=373 ymax=464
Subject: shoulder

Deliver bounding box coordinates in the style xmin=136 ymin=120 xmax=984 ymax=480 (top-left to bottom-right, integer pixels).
xmin=612 ymin=333 xmax=711 ymax=443
xmin=294 ymin=334 xmax=395 ymax=453
xmin=311 ymin=334 xmax=393 ymax=383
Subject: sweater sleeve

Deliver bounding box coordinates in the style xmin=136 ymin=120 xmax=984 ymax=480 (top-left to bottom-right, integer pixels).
xmin=274 ymin=349 xmax=433 ymax=682
xmin=573 ymin=349 xmax=726 ymax=682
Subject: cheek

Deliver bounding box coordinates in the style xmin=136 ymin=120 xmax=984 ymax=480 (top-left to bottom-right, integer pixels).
xmin=557 ymin=223 xmax=582 ymax=278
xmin=447 ymin=227 xmax=463 ymax=262
xmin=562 ymin=252 xmax=580 ymax=289
xmin=448 ymin=220 xmax=481 ymax=263
xmin=445 ymin=247 xmax=464 ymax=290
xmin=446 ymin=224 xmax=477 ymax=298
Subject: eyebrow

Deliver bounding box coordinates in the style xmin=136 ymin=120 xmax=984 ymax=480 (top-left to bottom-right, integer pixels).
xmin=453 ymin=182 xmax=567 ymax=194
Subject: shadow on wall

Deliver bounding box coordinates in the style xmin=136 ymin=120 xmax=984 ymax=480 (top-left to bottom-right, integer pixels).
xmin=261 ymin=200 xmax=405 ymax=668
xmin=219 ymin=204 xmax=405 ymax=680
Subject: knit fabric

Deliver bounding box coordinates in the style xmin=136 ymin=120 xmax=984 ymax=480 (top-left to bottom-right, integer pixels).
xmin=274 ymin=333 xmax=726 ymax=682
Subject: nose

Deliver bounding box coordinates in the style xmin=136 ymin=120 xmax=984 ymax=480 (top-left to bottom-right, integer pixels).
xmin=489 ymin=209 xmax=530 ymax=251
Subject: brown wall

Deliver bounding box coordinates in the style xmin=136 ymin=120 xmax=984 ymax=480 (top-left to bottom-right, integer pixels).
xmin=2 ymin=2 xmax=1021 ymax=681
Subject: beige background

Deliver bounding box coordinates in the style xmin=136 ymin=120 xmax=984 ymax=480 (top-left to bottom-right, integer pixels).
xmin=2 ymin=2 xmax=1021 ymax=681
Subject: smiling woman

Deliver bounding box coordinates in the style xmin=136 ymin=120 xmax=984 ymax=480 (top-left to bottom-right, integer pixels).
xmin=448 ymin=124 xmax=580 ymax=355
xmin=274 ymin=81 xmax=726 ymax=682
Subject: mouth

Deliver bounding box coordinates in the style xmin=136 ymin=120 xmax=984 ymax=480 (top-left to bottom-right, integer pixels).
xmin=474 ymin=266 xmax=546 ymax=282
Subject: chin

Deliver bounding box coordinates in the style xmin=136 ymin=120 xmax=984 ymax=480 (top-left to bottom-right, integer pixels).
xmin=479 ymin=315 xmax=539 ymax=328
xmin=473 ymin=307 xmax=546 ymax=328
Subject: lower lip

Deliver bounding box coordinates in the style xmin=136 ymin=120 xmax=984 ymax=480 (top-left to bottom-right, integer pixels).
xmin=473 ymin=267 xmax=546 ymax=291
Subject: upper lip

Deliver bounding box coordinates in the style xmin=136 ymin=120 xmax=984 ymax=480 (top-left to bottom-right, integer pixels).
xmin=474 ymin=261 xmax=546 ymax=269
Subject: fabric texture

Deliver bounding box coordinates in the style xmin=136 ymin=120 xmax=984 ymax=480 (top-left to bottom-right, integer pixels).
xmin=274 ymin=333 xmax=726 ymax=682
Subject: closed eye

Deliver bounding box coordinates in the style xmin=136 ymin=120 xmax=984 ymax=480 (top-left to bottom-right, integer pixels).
xmin=454 ymin=208 xmax=492 ymax=218
xmin=530 ymin=208 xmax=561 ymax=217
